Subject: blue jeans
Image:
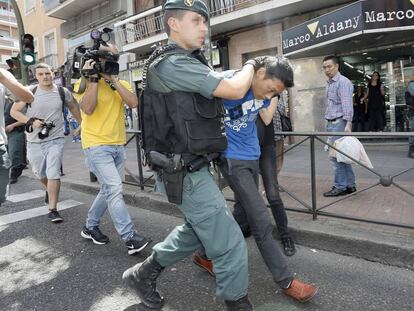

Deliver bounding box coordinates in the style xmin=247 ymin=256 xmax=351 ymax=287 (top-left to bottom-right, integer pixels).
xmin=326 ymin=118 xmax=356 ymax=190
xmin=84 ymin=145 xmax=135 ymax=241
xmin=0 ymin=144 xmax=10 ymax=204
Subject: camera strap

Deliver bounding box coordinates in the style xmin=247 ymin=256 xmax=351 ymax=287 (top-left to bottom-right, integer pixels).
xmin=25 ymin=117 xmax=42 ymax=133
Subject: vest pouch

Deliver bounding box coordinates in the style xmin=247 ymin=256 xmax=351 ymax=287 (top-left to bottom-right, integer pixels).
xmin=184 ymin=94 xmax=227 ymax=154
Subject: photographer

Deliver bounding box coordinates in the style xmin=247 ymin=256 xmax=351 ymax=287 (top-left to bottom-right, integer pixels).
xmin=1 ymin=68 xmax=34 ymax=206
xmin=11 ymin=63 xmax=81 ymax=222
xmin=73 ymin=42 xmax=151 ymax=255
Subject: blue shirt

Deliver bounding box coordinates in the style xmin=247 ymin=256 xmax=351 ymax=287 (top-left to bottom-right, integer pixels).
xmin=325 ymin=72 xmax=354 ymax=122
xmin=223 ymin=88 xmax=270 ymax=160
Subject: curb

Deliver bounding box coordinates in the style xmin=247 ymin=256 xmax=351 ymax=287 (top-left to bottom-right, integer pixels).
xmin=63 ymin=179 xmax=414 ymax=271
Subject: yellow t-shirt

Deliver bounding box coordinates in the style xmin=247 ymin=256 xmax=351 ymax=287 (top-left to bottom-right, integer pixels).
xmin=73 ymin=78 xmax=133 ymax=149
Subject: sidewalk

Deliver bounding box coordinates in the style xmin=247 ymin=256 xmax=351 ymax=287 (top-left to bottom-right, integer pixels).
xmin=55 ymin=136 xmax=414 ymax=270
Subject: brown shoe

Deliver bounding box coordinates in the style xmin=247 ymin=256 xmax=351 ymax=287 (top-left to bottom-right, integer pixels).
xmin=193 ymin=252 xmax=215 ymax=276
xmin=282 ymin=278 xmax=318 ymax=302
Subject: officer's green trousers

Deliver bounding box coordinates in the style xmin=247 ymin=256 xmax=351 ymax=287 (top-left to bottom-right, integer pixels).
xmin=153 ymin=166 xmax=249 ymax=301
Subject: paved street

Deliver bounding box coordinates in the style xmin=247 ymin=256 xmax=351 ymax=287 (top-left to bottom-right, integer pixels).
xmin=1 ymin=176 xmax=414 ymax=311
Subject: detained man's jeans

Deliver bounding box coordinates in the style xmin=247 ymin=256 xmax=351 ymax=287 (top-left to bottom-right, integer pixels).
xmin=84 ymin=145 xmax=134 ymax=241
xmin=409 ymin=116 xmax=414 ymax=146
xmin=326 ymin=118 xmax=356 ymax=190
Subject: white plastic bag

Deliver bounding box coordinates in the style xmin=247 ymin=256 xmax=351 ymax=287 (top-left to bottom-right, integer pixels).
xmin=335 ymin=136 xmax=373 ymax=168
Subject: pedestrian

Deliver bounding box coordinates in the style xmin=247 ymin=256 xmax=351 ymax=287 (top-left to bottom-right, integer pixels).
xmin=122 ymin=1 xmax=260 ymax=310
xmin=0 ymin=68 xmax=34 ymax=207
xmin=194 ymin=56 xmax=317 ymax=303
xmin=11 ymin=63 xmax=82 ymax=222
xmin=273 ymin=90 xmax=289 ymax=174
xmin=365 ymin=71 xmax=386 ymax=131
xmin=4 ymin=93 xmax=26 ymax=184
xmin=352 ymin=85 xmax=367 ymax=132
xmin=74 ymin=43 xmax=151 ymax=255
xmin=322 ymin=55 xmax=356 ymax=197
xmin=68 ymin=112 xmax=81 ymax=142
xmin=406 ymin=80 xmax=414 ymax=158
xmin=256 ymin=96 xmax=296 ymax=256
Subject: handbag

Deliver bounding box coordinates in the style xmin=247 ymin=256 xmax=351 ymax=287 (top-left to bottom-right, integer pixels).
xmin=278 ymin=107 xmax=292 ymax=132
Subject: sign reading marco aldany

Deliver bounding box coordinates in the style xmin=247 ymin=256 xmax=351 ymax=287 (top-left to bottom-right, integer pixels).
xmin=282 ymin=0 xmax=414 ymax=56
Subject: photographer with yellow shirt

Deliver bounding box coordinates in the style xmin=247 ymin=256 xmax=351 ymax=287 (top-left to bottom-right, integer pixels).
xmin=74 ymin=43 xmax=151 ymax=255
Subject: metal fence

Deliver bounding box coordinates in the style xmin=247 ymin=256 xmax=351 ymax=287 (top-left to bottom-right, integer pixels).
xmin=124 ymin=130 xmax=414 ymax=230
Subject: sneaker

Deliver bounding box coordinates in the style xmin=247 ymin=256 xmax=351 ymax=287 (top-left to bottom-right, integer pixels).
xmin=81 ymin=226 xmax=109 ymax=245
xmin=48 ymin=210 xmax=63 ymax=223
xmin=45 ymin=191 xmax=49 ymax=204
xmin=283 ymin=278 xmax=318 ymax=302
xmin=126 ymin=232 xmax=152 ymax=255
xmin=281 ymin=237 xmax=296 ymax=257
xmin=193 ymin=252 xmax=215 ymax=276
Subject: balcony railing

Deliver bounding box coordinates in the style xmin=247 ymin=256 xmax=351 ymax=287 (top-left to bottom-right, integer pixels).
xmin=117 ymin=0 xmax=271 ymax=47
xmin=0 ymin=9 xmax=16 ymax=24
xmin=39 ymin=54 xmax=59 ymax=70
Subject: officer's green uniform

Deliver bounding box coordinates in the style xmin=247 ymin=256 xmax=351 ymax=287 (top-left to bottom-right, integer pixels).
xmin=147 ymin=1 xmax=249 ymax=302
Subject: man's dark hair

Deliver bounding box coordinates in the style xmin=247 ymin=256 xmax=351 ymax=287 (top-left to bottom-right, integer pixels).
xmin=263 ymin=56 xmax=294 ymax=88
xmin=323 ymin=55 xmax=339 ymax=65
xmin=163 ymin=10 xmax=187 ymax=36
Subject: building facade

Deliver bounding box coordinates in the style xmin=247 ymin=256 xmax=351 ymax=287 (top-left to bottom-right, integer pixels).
xmin=0 ymin=1 xmax=19 ymax=70
xmin=16 ymin=0 xmax=65 ymax=71
xmin=115 ymin=0 xmax=414 ymax=133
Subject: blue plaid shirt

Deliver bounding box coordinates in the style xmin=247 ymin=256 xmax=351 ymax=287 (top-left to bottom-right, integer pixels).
xmin=325 ymin=72 xmax=353 ymax=122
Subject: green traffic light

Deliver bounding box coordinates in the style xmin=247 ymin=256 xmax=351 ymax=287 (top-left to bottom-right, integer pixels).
xmin=22 ymin=52 xmax=35 ymax=65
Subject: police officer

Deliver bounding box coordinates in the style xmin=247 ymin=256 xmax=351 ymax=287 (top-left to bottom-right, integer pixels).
xmin=122 ymin=1 xmax=264 ymax=310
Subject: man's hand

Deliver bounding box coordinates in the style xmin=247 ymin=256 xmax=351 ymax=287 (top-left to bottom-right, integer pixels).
xmin=5 ymin=124 xmax=14 ymax=133
xmin=33 ymin=119 xmax=44 ymax=129
xmin=82 ymin=59 xmax=98 ymax=77
xmin=102 ymin=74 xmax=119 ymax=83
xmin=344 ymin=122 xmax=352 ymax=133
xmin=244 ymin=56 xmax=267 ymax=71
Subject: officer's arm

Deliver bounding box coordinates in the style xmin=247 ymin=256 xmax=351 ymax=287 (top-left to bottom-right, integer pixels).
xmin=213 ymin=64 xmax=255 ymax=100
xmin=10 ymin=101 xmax=30 ymax=123
xmin=259 ymin=97 xmax=278 ymax=126
xmin=0 ymin=69 xmax=34 ymax=103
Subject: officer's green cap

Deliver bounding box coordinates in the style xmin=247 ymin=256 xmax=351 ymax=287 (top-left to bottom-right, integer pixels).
xmin=163 ymin=0 xmax=209 ymax=22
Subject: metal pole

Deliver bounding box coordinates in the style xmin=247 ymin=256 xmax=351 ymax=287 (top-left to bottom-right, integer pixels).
xmin=9 ymin=0 xmax=28 ymax=85
xmin=135 ymin=132 xmax=145 ymax=190
xmin=310 ymin=136 xmax=317 ymax=220
xmin=204 ymin=0 xmax=213 ymax=65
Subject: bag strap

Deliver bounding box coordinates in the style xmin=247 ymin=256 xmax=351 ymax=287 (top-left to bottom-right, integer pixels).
xmin=57 ymin=86 xmax=66 ymax=112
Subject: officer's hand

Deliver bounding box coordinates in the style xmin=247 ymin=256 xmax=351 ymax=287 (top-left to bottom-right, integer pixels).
xmin=82 ymin=59 xmax=98 ymax=77
xmin=244 ymin=56 xmax=267 ymax=71
xmin=33 ymin=119 xmax=44 ymax=129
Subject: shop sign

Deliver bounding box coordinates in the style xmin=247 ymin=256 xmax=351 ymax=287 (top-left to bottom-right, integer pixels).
xmin=282 ymin=0 xmax=414 ymax=56
xmin=128 ymin=59 xmax=146 ymax=81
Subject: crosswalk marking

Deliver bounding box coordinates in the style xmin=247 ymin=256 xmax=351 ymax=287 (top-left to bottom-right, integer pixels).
xmin=6 ymin=190 xmax=45 ymax=203
xmin=0 ymin=200 xmax=83 ymax=226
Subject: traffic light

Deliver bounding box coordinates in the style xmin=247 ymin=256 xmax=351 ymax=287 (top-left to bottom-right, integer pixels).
xmin=22 ymin=33 xmax=35 ymax=65
xmin=5 ymin=56 xmax=22 ymax=80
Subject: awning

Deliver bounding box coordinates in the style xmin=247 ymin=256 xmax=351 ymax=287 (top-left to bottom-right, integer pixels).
xmin=282 ymin=0 xmax=414 ymax=57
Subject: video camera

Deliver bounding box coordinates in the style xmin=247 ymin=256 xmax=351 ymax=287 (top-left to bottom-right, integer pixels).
xmin=72 ymin=28 xmax=120 ymax=79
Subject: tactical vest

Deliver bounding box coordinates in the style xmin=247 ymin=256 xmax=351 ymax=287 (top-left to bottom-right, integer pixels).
xmin=140 ymin=45 xmax=227 ymax=157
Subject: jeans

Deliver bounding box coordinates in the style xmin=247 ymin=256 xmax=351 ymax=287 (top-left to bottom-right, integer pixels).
xmin=409 ymin=116 xmax=414 ymax=146
xmin=0 ymin=144 xmax=10 ymax=204
xmin=153 ymin=166 xmax=249 ymax=301
xmin=260 ymin=145 xmax=290 ymax=239
xmin=220 ymin=158 xmax=293 ymax=287
xmin=6 ymin=130 xmax=26 ymax=178
xmin=84 ymin=145 xmax=135 ymax=241
xmin=327 ymin=118 xmax=356 ymax=190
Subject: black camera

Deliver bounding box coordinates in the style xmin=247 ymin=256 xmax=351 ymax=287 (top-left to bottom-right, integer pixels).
xmin=38 ymin=121 xmax=55 ymax=140
xmin=71 ymin=28 xmax=119 ymax=79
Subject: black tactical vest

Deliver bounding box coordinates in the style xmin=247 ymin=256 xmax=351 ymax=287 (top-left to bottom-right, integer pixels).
xmin=140 ymin=45 xmax=227 ymax=157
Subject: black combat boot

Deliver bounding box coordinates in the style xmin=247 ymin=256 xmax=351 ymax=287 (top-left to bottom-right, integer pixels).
xmin=408 ymin=145 xmax=414 ymax=158
xmin=225 ymin=295 xmax=253 ymax=311
xmin=122 ymin=254 xmax=165 ymax=309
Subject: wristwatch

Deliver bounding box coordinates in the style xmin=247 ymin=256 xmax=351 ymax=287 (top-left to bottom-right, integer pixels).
xmin=89 ymin=77 xmax=99 ymax=83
